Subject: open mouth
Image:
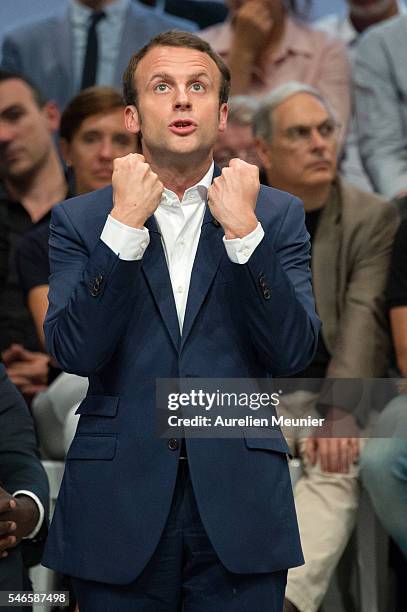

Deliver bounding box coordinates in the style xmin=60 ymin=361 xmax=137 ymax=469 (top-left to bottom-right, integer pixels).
xmin=169 ymin=119 xmax=197 ymax=135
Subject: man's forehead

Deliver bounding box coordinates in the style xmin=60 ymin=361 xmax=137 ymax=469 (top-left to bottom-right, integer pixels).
xmin=275 ymin=94 xmax=330 ymax=126
xmin=135 ymin=46 xmax=219 ymax=83
xmin=0 ymin=79 xmax=37 ymax=108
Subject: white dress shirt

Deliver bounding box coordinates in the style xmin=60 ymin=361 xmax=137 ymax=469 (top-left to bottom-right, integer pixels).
xmin=70 ymin=0 xmax=129 ymax=90
xmin=101 ymin=162 xmax=264 ymax=331
xmin=12 ymin=490 xmax=45 ymax=539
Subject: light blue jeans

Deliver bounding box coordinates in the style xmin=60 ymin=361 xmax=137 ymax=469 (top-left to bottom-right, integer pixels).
xmin=361 ymin=395 xmax=407 ymax=558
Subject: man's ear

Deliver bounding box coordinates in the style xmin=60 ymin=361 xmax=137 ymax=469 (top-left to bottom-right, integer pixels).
xmin=218 ymin=102 xmax=228 ymax=134
xmin=125 ymin=105 xmax=141 ymax=135
xmin=43 ymin=101 xmax=61 ymax=133
xmin=255 ymin=137 xmax=272 ymax=171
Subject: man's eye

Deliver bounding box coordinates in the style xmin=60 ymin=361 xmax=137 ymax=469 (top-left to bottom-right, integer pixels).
xmin=191 ymin=83 xmax=204 ymax=92
xmin=155 ymin=83 xmax=168 ymax=92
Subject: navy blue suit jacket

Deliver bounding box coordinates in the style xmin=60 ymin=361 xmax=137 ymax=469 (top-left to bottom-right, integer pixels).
xmin=42 ymin=174 xmax=319 ymax=584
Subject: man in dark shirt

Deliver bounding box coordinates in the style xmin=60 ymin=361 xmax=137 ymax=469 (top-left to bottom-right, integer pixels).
xmin=0 ymin=363 xmax=49 ymax=606
xmin=254 ymin=81 xmax=398 ymax=612
xmin=0 ymin=69 xmax=67 ymax=398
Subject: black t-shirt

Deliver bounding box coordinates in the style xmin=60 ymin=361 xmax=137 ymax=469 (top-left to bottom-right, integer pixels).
xmin=16 ymin=223 xmax=50 ymax=299
xmin=0 ymin=183 xmax=51 ymax=352
xmin=387 ymin=218 xmax=407 ymax=309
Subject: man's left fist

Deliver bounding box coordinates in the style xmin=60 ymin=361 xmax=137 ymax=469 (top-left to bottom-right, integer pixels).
xmin=208 ymin=158 xmax=259 ymax=239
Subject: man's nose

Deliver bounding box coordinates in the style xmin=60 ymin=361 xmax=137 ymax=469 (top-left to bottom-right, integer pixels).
xmin=309 ymin=127 xmax=327 ymax=150
xmin=0 ymin=121 xmax=15 ymax=144
xmin=174 ymin=87 xmax=192 ymax=110
xmin=98 ymin=138 xmax=114 ymax=160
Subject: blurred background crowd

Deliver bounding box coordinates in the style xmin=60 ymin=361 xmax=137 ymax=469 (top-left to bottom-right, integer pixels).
xmin=0 ymin=1 xmax=406 ymax=611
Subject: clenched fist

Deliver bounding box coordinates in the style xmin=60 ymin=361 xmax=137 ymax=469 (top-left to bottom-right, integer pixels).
xmin=207 ymin=158 xmax=259 ymax=239
xmin=111 ymin=153 xmax=164 ymax=229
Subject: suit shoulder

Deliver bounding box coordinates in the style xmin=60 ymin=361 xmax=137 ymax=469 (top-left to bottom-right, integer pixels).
xmin=3 ymin=12 xmax=63 ymax=43
xmin=339 ymin=179 xmax=398 ymax=225
xmin=358 ymin=13 xmax=407 ymax=50
xmin=54 ymin=186 xmax=113 ymax=224
xmin=256 ymin=184 xmax=303 ymax=223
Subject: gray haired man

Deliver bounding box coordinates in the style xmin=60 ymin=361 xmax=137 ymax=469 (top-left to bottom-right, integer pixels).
xmin=254 ymin=81 xmax=399 ymax=612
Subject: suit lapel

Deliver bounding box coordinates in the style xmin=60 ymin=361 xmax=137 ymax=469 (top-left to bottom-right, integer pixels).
xmin=141 ymin=216 xmax=181 ymax=352
xmin=55 ymin=11 xmax=75 ymax=103
xmin=181 ymin=167 xmax=224 ymax=349
xmin=312 ymin=182 xmax=342 ymax=353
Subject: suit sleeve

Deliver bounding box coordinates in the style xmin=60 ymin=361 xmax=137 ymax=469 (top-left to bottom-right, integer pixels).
xmin=0 ymin=365 xmax=49 ymax=516
xmin=230 ymin=196 xmax=320 ymax=375
xmin=317 ymin=202 xmax=400 ymax=425
xmin=44 ymin=204 xmax=146 ymax=375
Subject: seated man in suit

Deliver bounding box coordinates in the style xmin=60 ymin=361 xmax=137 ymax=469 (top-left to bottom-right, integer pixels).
xmin=1 ymin=0 xmax=196 ymax=111
xmin=0 ymin=363 xmax=49 ymax=602
xmin=42 ymin=31 xmax=320 ymax=611
xmin=254 ymin=81 xmax=399 ymax=612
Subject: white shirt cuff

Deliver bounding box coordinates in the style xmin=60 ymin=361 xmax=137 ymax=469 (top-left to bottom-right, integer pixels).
xmin=223 ymin=222 xmax=264 ymax=264
xmin=100 ymin=215 xmax=150 ymax=261
xmin=13 ymin=490 xmax=45 ymax=539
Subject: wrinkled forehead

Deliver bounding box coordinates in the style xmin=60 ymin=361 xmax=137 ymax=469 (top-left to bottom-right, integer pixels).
xmin=134 ymin=46 xmax=221 ymax=89
xmin=273 ymin=93 xmax=331 ymax=130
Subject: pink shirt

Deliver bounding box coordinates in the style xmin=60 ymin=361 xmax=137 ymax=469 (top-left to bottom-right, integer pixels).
xmin=200 ymin=17 xmax=351 ymax=138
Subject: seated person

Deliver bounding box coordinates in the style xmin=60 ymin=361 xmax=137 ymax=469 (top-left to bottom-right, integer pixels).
xmin=0 ymin=70 xmax=67 ymax=400
xmin=361 ymin=218 xmax=407 ymax=560
xmin=1 ymin=0 xmax=196 ymax=112
xmin=213 ymin=95 xmax=263 ymax=171
xmin=200 ymin=0 xmax=351 ymax=142
xmin=16 ymin=86 xmax=138 ymax=351
xmin=354 ymin=14 xmax=407 ymax=205
xmin=315 ymin=0 xmax=403 ymax=192
xmin=0 ymin=363 xmax=49 ymax=601
xmin=253 ymin=81 xmax=399 ymax=612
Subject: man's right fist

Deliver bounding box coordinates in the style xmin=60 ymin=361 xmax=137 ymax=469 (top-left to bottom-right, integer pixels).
xmin=111 ymin=153 xmax=164 ymax=228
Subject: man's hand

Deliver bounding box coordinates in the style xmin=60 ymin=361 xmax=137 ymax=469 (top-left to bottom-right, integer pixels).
xmin=306 ymin=437 xmax=360 ymax=473
xmin=232 ymin=0 xmax=274 ymax=61
xmin=305 ymin=408 xmax=360 ymax=473
xmin=0 ymin=487 xmax=39 ymax=558
xmin=2 ymin=344 xmax=50 ymax=396
xmin=111 ymin=153 xmax=164 ymax=229
xmin=207 ymin=158 xmax=259 ymax=239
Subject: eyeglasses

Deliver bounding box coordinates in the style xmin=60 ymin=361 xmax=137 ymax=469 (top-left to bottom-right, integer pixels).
xmin=284 ymin=119 xmax=340 ymax=144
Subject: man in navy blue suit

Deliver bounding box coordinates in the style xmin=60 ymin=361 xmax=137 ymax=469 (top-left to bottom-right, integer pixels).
xmin=42 ymin=31 xmax=320 ymax=611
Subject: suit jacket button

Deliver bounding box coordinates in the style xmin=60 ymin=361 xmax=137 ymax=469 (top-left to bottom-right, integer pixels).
xmin=90 ymin=285 xmax=100 ymax=297
xmin=168 ymin=438 xmax=179 ymax=451
xmin=263 ymin=289 xmax=271 ymax=300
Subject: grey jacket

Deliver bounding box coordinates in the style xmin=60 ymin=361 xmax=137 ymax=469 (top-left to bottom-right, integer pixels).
xmin=1 ymin=1 xmax=196 ymax=110
xmin=354 ymin=14 xmax=407 ymax=199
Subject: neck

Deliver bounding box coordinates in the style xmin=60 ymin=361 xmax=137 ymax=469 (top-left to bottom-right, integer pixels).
xmin=263 ymin=10 xmax=287 ymax=56
xmin=349 ymin=2 xmax=399 ymax=33
xmin=5 ymin=151 xmax=67 ymax=223
xmin=143 ymin=148 xmax=213 ymax=200
xmin=267 ymin=176 xmax=331 ymax=212
xmin=296 ymin=183 xmax=331 ymax=212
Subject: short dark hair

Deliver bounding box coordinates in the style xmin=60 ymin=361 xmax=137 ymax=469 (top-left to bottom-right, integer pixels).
xmin=60 ymin=86 xmax=125 ymax=142
xmin=0 ymin=69 xmax=47 ymax=108
xmin=123 ymin=30 xmax=231 ymax=108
